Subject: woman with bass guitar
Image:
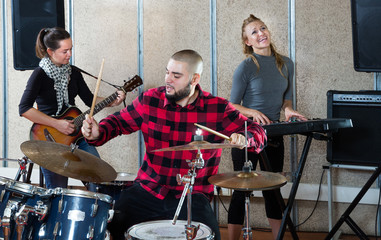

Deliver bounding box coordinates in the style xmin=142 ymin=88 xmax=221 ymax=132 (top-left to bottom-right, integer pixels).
xmin=18 ymin=27 xmax=126 ymax=189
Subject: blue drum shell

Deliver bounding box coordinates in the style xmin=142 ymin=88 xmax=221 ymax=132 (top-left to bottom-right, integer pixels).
xmin=38 ymin=188 xmax=112 ymax=240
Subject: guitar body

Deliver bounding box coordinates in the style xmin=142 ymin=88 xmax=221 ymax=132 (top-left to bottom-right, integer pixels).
xmin=29 ymin=74 xmax=143 ymax=146
xmin=30 ymin=107 xmax=83 ymax=145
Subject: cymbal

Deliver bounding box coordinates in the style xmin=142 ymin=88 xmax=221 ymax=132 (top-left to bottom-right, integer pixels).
xmin=208 ymin=171 xmax=287 ymax=191
xmin=152 ymin=140 xmax=244 ymax=152
xmin=20 ymin=140 xmax=117 ymax=183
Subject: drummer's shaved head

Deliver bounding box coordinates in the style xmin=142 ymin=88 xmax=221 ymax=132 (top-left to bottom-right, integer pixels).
xmin=170 ymin=50 xmax=203 ymax=76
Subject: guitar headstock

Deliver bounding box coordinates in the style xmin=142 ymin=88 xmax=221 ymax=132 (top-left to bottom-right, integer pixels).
xmin=122 ymin=75 xmax=143 ymax=93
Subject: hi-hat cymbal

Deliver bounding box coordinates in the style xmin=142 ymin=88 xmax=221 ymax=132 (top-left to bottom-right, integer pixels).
xmin=152 ymin=140 xmax=244 ymax=152
xmin=208 ymin=171 xmax=287 ymax=191
xmin=20 ymin=140 xmax=117 ymax=183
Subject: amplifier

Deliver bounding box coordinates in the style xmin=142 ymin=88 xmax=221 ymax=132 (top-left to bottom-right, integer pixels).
xmin=327 ymin=90 xmax=381 ymax=166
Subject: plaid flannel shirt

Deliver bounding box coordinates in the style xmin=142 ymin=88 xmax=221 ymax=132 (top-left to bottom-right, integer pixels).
xmin=87 ymin=84 xmax=266 ymax=201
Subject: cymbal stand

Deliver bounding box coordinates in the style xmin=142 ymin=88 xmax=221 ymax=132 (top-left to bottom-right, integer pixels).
xmin=242 ymin=121 xmax=253 ymax=240
xmin=14 ymin=156 xmax=32 ymax=183
xmin=172 ymin=148 xmax=204 ymax=240
xmin=243 ymin=191 xmax=253 ymax=240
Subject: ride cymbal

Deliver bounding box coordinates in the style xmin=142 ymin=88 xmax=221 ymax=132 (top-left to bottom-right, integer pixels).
xmin=152 ymin=140 xmax=244 ymax=152
xmin=20 ymin=140 xmax=117 ymax=183
xmin=208 ymin=171 xmax=287 ymax=191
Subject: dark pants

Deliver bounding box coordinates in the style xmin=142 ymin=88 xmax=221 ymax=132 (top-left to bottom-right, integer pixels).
xmin=108 ymin=183 xmax=220 ymax=240
xmin=228 ymin=136 xmax=284 ymax=224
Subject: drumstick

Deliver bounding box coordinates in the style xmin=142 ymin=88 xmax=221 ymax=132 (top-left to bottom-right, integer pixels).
xmin=89 ymin=58 xmax=105 ymax=118
xmin=194 ymin=123 xmax=232 ymax=141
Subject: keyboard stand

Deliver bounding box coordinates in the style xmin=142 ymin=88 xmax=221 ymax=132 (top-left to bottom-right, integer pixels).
xmin=325 ymin=166 xmax=381 ymax=240
xmin=260 ymin=132 xmax=318 ymax=240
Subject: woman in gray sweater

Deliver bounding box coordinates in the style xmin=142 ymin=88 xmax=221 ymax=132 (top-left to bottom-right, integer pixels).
xmin=228 ymin=14 xmax=307 ymax=240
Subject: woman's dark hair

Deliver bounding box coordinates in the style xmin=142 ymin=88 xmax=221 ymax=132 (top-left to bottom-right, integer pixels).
xmin=241 ymin=14 xmax=287 ymax=78
xmin=35 ymin=27 xmax=70 ymax=59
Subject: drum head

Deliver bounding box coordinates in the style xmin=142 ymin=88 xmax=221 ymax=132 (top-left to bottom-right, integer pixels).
xmin=99 ymin=172 xmax=137 ymax=186
xmin=126 ymin=220 xmax=213 ymax=240
xmin=6 ymin=180 xmax=48 ymax=196
xmin=0 ymin=176 xmax=12 ymax=185
xmin=54 ymin=188 xmax=113 ymax=203
xmin=115 ymin=172 xmax=136 ymax=182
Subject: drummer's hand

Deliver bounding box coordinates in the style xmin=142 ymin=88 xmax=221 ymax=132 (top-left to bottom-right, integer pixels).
xmin=230 ymin=133 xmax=246 ymax=149
xmin=81 ymin=114 xmax=100 ymax=140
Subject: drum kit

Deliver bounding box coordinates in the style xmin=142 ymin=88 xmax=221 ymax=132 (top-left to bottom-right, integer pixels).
xmin=0 ymin=141 xmax=123 ymax=240
xmin=0 ymin=123 xmax=286 ymax=240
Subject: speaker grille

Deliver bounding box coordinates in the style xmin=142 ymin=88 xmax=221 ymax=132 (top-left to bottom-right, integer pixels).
xmin=327 ymin=90 xmax=381 ymax=166
xmin=351 ymin=0 xmax=381 ymax=72
xmin=12 ymin=0 xmax=65 ymax=70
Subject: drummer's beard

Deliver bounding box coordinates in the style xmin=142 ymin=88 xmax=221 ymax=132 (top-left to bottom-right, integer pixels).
xmin=165 ymin=82 xmax=191 ymax=104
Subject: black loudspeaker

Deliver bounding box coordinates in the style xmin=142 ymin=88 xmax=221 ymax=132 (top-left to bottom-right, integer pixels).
xmin=12 ymin=0 xmax=65 ymax=70
xmin=351 ymin=0 xmax=381 ymax=72
xmin=327 ymin=90 xmax=381 ymax=166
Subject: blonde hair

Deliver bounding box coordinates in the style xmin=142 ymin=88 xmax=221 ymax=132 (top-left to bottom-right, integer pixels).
xmin=241 ymin=14 xmax=287 ymax=78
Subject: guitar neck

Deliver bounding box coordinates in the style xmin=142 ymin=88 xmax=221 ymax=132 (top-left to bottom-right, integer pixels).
xmin=73 ymin=92 xmax=118 ymax=128
xmin=71 ymin=75 xmax=143 ymax=129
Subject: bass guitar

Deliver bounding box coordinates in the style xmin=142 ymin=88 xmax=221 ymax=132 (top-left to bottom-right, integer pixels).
xmin=30 ymin=75 xmax=143 ymax=145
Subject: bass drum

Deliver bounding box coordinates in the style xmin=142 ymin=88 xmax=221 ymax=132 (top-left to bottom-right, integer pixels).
xmin=92 ymin=172 xmax=136 ymax=201
xmin=125 ymin=220 xmax=214 ymax=240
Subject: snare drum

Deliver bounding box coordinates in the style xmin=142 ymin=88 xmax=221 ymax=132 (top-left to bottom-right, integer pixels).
xmin=0 ymin=179 xmax=51 ymax=240
xmin=125 ymin=220 xmax=214 ymax=240
xmin=38 ymin=188 xmax=113 ymax=240
xmin=93 ymin=172 xmax=136 ymax=200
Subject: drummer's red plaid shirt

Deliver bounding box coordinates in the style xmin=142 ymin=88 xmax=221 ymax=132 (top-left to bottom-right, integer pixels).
xmin=87 ymin=85 xmax=266 ymax=201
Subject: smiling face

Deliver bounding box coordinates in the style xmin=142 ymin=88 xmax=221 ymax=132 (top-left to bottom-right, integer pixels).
xmin=48 ymin=38 xmax=72 ymax=66
xmin=243 ymin=20 xmax=271 ymax=55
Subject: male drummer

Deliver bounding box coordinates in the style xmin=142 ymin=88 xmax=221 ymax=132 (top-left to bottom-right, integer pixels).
xmin=81 ymin=49 xmax=267 ymax=240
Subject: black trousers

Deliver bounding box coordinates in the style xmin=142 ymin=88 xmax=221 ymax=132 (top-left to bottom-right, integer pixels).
xmin=228 ymin=136 xmax=284 ymax=224
xmin=107 ymin=183 xmax=220 ymax=240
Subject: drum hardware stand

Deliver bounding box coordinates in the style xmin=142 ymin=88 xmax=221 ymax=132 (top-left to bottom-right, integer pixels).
xmin=3 ymin=188 xmax=50 ymax=240
xmin=2 ymin=199 xmax=21 ymax=240
xmin=172 ymin=129 xmax=205 ymax=240
xmin=241 ymin=162 xmax=254 ymax=240
xmin=14 ymin=156 xmax=33 ymax=184
xmin=241 ymin=121 xmax=253 ymax=240
xmin=14 ymin=200 xmax=49 ymax=239
xmin=12 ymin=127 xmax=58 ymax=186
xmin=242 ymin=191 xmax=253 ymax=240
